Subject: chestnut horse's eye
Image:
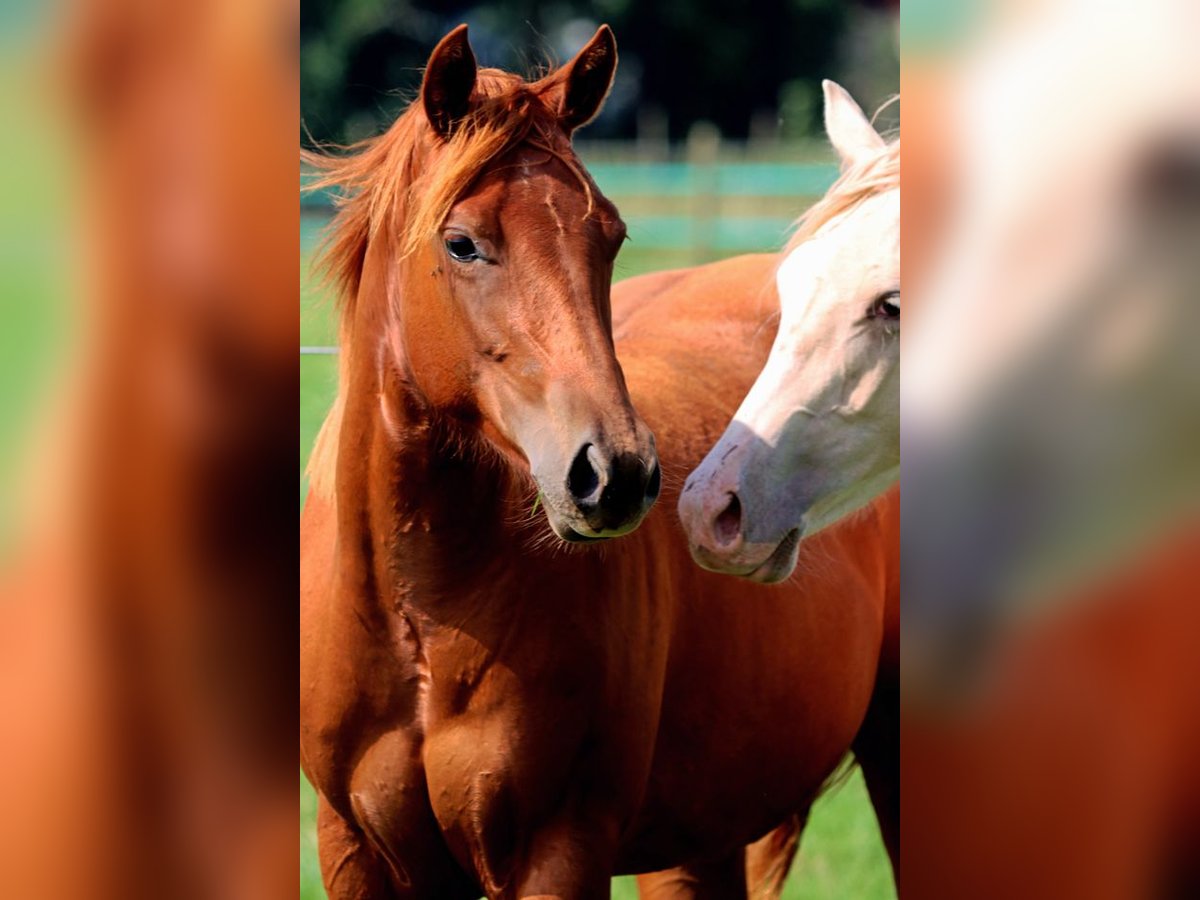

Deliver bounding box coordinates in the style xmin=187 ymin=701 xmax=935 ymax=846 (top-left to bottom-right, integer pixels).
xmin=869 ymin=291 xmax=900 ymax=320
xmin=445 ymin=235 xmax=479 ymax=262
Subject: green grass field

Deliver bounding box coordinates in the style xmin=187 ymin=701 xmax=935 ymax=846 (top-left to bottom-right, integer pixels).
xmin=299 ymin=215 xmax=894 ymax=899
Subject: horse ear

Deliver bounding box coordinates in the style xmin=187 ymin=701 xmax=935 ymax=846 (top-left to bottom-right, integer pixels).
xmin=422 ymin=25 xmax=477 ymax=140
xmin=541 ymin=25 xmax=618 ymax=134
xmin=822 ymin=79 xmax=884 ymax=168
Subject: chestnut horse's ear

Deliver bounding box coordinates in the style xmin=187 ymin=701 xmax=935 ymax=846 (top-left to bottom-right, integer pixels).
xmin=540 ymin=25 xmax=618 ymax=134
xmin=422 ymin=25 xmax=477 ymax=139
xmin=822 ymin=79 xmax=885 ymax=169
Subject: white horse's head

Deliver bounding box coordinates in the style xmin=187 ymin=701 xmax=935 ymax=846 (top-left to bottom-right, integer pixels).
xmin=680 ymin=81 xmax=900 ymax=583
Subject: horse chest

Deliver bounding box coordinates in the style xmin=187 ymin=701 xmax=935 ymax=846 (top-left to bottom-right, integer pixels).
xmin=400 ymin=597 xmax=663 ymax=867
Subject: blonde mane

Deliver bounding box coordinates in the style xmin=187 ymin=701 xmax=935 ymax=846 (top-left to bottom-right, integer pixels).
xmin=785 ymin=137 xmax=899 ymax=253
xmin=302 ymin=67 xmax=593 ymax=499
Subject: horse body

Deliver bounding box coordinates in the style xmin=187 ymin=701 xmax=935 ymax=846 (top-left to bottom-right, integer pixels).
xmin=301 ymin=249 xmax=895 ymax=897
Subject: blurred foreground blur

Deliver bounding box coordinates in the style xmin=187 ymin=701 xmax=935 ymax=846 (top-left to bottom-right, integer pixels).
xmin=0 ymin=0 xmax=297 ymax=896
xmin=903 ymin=0 xmax=1200 ymax=896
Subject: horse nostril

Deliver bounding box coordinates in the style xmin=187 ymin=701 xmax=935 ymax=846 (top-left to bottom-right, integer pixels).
xmin=714 ymin=493 xmax=742 ymax=548
xmin=568 ymin=443 xmax=600 ymax=504
xmin=645 ymin=463 xmax=661 ymax=501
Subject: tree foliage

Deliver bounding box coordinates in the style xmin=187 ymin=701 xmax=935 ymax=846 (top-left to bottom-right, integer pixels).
xmin=301 ymin=0 xmax=854 ymax=145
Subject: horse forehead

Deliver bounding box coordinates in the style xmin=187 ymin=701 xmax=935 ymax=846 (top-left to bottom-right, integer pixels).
xmin=779 ymin=201 xmax=896 ymax=293
xmin=811 ymin=189 xmax=898 ymax=246
xmin=843 ymin=189 xmax=900 ymax=244
xmin=508 ymin=167 xmax=589 ymax=218
xmin=462 ymin=156 xmax=599 ymax=231
xmin=778 ymin=238 xmax=839 ymax=296
xmin=508 ymin=177 xmax=623 ymax=255
xmin=776 ymin=196 xmax=899 ymax=328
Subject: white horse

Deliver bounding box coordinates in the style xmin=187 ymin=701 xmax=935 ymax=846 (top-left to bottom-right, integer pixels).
xmin=678 ymin=81 xmax=899 ymax=583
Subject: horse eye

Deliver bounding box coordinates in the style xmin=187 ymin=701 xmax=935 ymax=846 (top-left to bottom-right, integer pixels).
xmin=444 ymin=235 xmax=479 ymax=262
xmin=870 ymin=291 xmax=900 ymax=320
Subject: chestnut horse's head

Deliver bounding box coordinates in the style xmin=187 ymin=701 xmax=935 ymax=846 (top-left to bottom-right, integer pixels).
xmin=679 ymin=83 xmax=899 ymax=582
xmin=308 ymin=25 xmax=658 ymax=542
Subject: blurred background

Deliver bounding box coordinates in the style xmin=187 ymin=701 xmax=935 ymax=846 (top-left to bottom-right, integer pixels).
xmin=0 ymin=0 xmax=298 ymax=895
xmin=300 ymin=0 xmax=898 ymax=145
xmin=300 ymin=2 xmax=897 ymax=899
xmin=902 ymin=1 xmax=1200 ymax=897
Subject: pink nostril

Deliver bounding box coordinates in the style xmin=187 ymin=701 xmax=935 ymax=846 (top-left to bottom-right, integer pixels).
xmin=713 ymin=493 xmax=742 ymax=548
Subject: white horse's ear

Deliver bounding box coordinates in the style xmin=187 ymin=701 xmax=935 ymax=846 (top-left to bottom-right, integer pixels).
xmin=823 ymin=79 xmax=884 ymax=168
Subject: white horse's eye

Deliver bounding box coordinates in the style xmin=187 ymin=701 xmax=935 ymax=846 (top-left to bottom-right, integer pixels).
xmin=869 ymin=291 xmax=900 ymax=320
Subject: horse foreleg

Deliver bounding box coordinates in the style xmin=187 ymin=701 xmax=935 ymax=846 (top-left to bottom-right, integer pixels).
xmin=636 ymin=848 xmax=748 ymax=900
xmin=317 ymin=797 xmax=396 ymax=900
xmin=510 ymin=820 xmax=618 ymax=900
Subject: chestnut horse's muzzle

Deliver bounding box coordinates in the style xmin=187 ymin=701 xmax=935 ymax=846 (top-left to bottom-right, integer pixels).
xmin=562 ymin=442 xmax=660 ymax=539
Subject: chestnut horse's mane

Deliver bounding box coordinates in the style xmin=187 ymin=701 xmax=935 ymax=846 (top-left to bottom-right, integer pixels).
xmin=302 ymin=67 xmax=594 ymax=499
xmin=785 ymin=137 xmax=899 ymax=252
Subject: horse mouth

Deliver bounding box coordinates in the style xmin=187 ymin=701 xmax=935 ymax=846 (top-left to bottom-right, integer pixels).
xmin=688 ymin=526 xmax=804 ymax=583
xmin=544 ymin=500 xmax=650 ymax=544
xmin=744 ymin=528 xmax=803 ymax=584
xmin=559 ymin=527 xmax=605 ymax=544
xmin=544 ymin=510 xmax=609 ymax=544
xmin=556 ymin=520 xmax=645 ymax=543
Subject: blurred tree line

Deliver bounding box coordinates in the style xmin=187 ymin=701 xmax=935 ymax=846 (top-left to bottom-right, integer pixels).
xmin=301 ymin=0 xmax=898 ymax=146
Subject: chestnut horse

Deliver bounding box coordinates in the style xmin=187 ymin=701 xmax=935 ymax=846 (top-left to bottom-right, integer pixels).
xmin=300 ymin=26 xmax=895 ymax=899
